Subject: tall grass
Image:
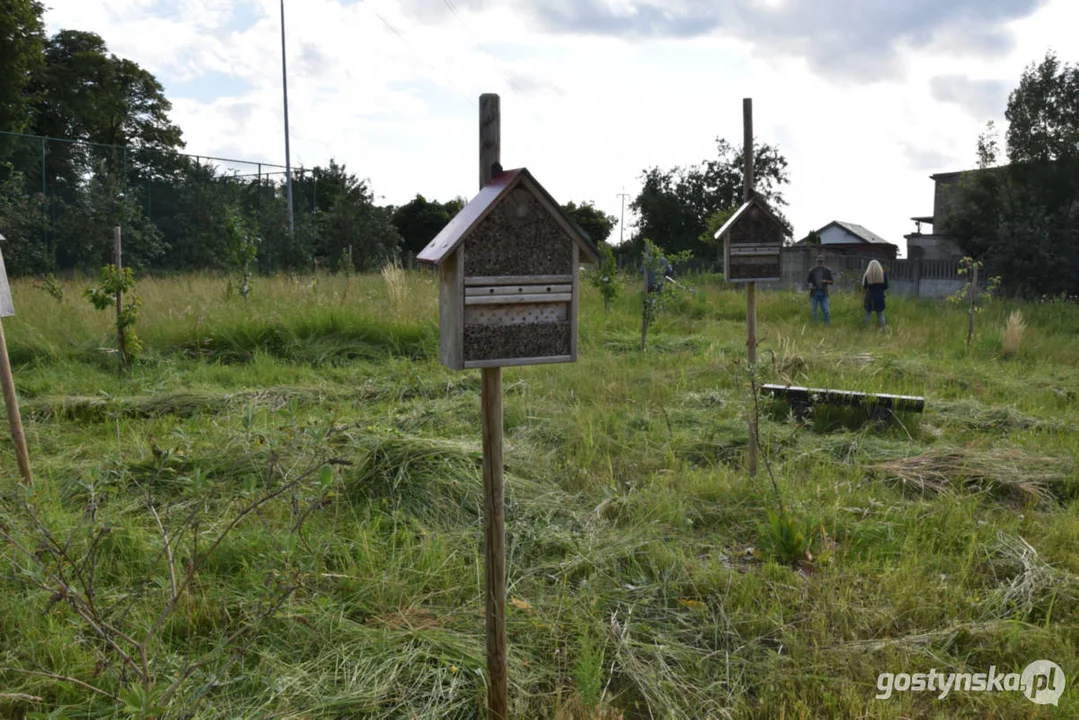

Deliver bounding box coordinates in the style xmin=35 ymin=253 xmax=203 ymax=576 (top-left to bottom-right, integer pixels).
xmin=381 ymin=262 xmax=408 ymax=317
xmin=0 ymin=270 xmax=1077 ymax=718
xmin=1002 ymin=309 xmax=1026 ymax=358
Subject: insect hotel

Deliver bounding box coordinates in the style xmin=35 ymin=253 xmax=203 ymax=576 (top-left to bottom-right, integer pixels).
xmin=418 ymin=168 xmax=599 ymax=370
xmin=714 ymin=194 xmax=787 ymax=282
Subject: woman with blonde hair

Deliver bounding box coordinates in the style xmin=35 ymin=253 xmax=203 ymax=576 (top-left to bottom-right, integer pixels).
xmin=862 ymin=259 xmax=888 ymax=328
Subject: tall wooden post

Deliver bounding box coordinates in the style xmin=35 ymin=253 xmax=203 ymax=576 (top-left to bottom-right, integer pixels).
xmin=744 ymin=98 xmax=758 ymax=477
xmin=0 ymin=242 xmax=31 ymax=484
xmin=0 ymin=321 xmax=31 ymax=484
xmin=478 ymin=92 xmax=508 ymax=720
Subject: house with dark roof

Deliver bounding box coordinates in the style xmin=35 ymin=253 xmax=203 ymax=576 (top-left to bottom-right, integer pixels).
xmin=792 ymin=221 xmax=898 ymax=259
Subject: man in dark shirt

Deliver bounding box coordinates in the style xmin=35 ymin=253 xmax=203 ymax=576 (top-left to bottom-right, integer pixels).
xmin=805 ymin=255 xmax=833 ymax=326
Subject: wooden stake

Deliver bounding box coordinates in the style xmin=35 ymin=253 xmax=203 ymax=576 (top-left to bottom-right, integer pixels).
xmin=0 ymin=318 xmax=32 ymax=484
xmin=744 ymin=98 xmax=758 ymax=477
xmin=478 ymin=91 xmax=508 ymax=720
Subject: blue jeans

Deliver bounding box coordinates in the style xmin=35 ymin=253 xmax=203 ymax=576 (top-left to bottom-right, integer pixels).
xmin=811 ymin=292 xmax=830 ymax=325
xmin=865 ymin=310 xmax=886 ymax=328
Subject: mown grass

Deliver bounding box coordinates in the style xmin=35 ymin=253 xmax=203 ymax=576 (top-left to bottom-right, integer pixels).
xmin=0 ymin=271 xmax=1077 ymax=719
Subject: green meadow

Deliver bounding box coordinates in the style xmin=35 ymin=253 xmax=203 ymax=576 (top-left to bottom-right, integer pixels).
xmin=1 ymin=271 xmax=1077 ymax=719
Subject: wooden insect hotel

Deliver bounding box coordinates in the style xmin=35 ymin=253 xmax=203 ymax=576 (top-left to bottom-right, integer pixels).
xmin=418 ymin=168 xmax=599 ymax=370
xmin=714 ymin=194 xmax=787 ymax=282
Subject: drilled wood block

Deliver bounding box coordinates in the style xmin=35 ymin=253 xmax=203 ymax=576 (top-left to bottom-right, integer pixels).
xmin=463 ymin=188 xmax=574 ymax=276
xmin=465 ymin=284 xmax=572 ymax=296
xmin=463 ymin=321 xmax=571 ymax=361
xmin=465 ymin=303 xmax=569 ymax=326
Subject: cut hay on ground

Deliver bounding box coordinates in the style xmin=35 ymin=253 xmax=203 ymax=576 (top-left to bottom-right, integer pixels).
xmin=869 ymin=446 xmax=1069 ymax=506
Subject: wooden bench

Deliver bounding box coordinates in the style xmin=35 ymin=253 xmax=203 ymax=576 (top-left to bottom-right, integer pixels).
xmin=760 ymin=383 xmax=925 ymax=424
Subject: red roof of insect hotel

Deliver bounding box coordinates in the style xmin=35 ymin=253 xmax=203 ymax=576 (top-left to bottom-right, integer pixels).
xmin=417 ymin=168 xmax=601 ymax=265
xmin=712 ymin=194 xmax=790 ymax=242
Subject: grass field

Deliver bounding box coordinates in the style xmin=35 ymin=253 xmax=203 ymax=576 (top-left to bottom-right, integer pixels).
xmin=1 ymin=271 xmax=1077 ymax=719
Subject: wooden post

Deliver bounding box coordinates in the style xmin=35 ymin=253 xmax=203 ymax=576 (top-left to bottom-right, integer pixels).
xmin=743 ymin=98 xmax=758 ymax=477
xmin=0 ymin=241 xmax=31 ymax=484
xmin=478 ymin=91 xmax=508 ymax=720
xmin=966 ymin=262 xmax=979 ymax=346
xmin=0 ymin=319 xmax=32 ymax=484
xmin=480 ymin=94 xmax=501 ymax=189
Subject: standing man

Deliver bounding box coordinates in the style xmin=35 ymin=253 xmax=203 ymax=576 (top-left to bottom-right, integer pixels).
xmin=806 ymin=254 xmax=833 ymax=326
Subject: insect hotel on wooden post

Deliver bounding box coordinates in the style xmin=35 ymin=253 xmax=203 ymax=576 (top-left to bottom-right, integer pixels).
xmin=418 ymin=168 xmax=600 ymax=369
xmin=714 ymin=194 xmax=786 ymax=283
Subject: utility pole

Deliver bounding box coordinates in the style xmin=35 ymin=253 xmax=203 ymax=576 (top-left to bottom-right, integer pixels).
xmin=280 ymin=0 xmax=295 ymax=237
xmin=616 ymin=189 xmax=631 ymax=245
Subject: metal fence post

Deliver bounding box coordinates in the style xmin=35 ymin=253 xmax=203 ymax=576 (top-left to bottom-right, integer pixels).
xmin=40 ymin=137 xmax=47 ymax=259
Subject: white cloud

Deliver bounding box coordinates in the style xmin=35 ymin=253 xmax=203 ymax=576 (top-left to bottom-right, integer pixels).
xmin=40 ymin=0 xmax=1079 ymax=254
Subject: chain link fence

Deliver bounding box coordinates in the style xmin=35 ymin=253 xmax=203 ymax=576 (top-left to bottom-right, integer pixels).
xmin=0 ymin=130 xmax=377 ymax=277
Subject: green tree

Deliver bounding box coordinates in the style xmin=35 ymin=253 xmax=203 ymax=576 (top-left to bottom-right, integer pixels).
xmin=976 ymin=120 xmax=1001 ymax=169
xmin=1005 ymin=51 xmax=1079 ymax=164
xmin=53 ymin=165 xmax=165 ymax=271
xmin=949 ymin=52 xmax=1079 ymax=297
xmin=699 ymin=206 xmax=737 ymax=245
xmin=156 ymin=161 xmax=239 ymax=271
xmin=586 ymin=241 xmax=620 ymax=311
xmin=562 ymin=201 xmax=617 ymax=244
xmin=631 ymin=138 xmax=789 ymax=260
xmin=30 ymin=30 xmax=184 ymax=189
xmin=310 ymin=160 xmax=402 ymax=271
xmin=391 ymin=194 xmax=464 ymax=256
xmin=0 ymin=0 xmax=45 ymax=133
xmin=225 ymin=206 xmax=259 ymax=298
xmin=0 ymin=164 xmax=51 ymax=274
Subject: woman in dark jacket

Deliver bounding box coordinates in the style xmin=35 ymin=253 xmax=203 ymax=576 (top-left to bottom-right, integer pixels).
xmin=862 ymin=259 xmax=888 ymax=329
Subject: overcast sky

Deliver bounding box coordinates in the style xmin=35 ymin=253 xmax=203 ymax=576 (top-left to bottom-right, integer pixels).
xmin=42 ymin=0 xmax=1077 ymax=255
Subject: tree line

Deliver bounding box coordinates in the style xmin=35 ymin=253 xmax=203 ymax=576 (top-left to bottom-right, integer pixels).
xmin=0 ymin=0 xmax=763 ymax=278
xmin=947 ymin=52 xmax=1079 ymax=298
xmin=0 ymin=1 xmax=623 ymax=277
xmin=2 ymin=0 xmax=1075 ymax=296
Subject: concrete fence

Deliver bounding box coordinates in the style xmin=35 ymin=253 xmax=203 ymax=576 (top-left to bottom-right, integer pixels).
xmin=615 ymin=247 xmax=967 ymax=298
xmin=765 ymin=250 xmax=966 ymax=298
